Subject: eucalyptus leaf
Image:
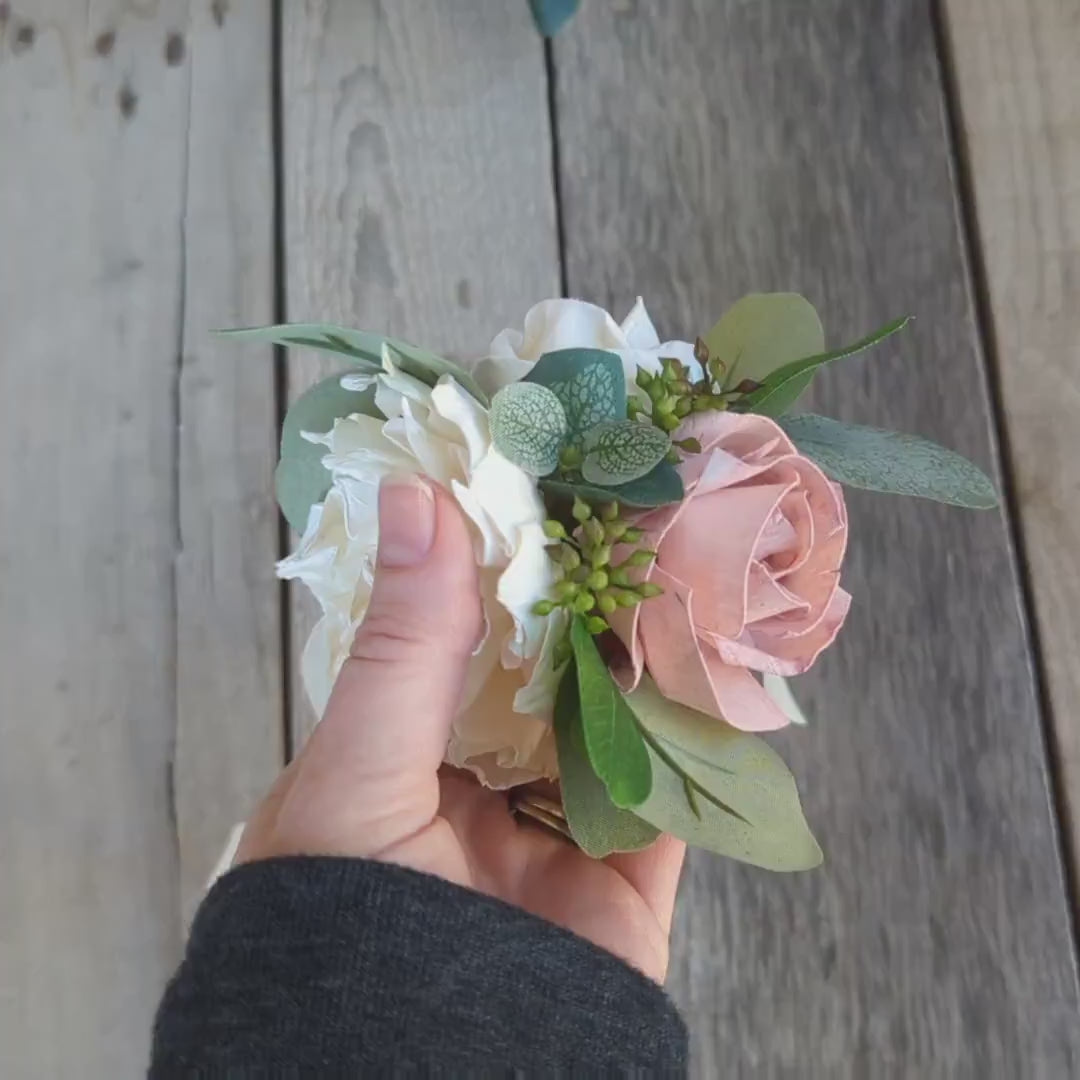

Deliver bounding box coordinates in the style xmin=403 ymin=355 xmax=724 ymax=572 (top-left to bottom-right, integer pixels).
xmin=524 ymin=348 xmax=626 ymax=441
xmin=762 ymin=674 xmax=810 ymax=727
xmin=627 ymin=677 xmax=823 ymax=871
xmin=554 ymin=665 xmax=660 ymax=857
xmin=277 ymin=373 xmax=383 ymax=532
xmin=739 ymin=316 xmax=911 ymax=417
xmin=779 ymin=413 xmax=999 ymax=509
xmin=528 ymin=0 xmax=580 ymax=36
xmin=570 ymin=616 xmax=652 ymax=809
xmin=381 ymin=342 xmax=489 ymax=406
xmin=488 ymin=382 xmax=568 ymax=476
xmin=541 ymin=460 xmax=684 ymax=509
xmin=703 ymin=293 xmax=824 ymax=391
xmin=581 ymin=420 xmax=671 ymax=486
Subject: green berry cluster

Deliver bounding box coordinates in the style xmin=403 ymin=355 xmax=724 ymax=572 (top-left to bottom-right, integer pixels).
xmin=532 ymin=498 xmax=662 ymax=636
xmin=629 ymin=343 xmax=760 ymax=452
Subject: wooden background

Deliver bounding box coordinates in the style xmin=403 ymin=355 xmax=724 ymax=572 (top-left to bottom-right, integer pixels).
xmin=1 ymin=1 xmax=1077 ymax=1075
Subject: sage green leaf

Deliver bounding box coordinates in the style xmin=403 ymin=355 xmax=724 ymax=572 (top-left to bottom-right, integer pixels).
xmin=627 ymin=677 xmax=823 ymax=871
xmin=277 ymin=373 xmax=383 ymax=532
xmin=762 ymin=674 xmax=810 ymax=727
xmin=739 ymin=316 xmax=911 ymax=417
xmin=218 ymin=322 xmax=489 ymax=405
xmin=529 ymin=0 xmax=580 ymax=37
xmin=703 ymin=293 xmax=824 ymax=391
xmin=541 ymin=460 xmax=684 ymax=509
xmin=489 ymin=382 xmax=568 ymax=476
xmin=778 ymin=413 xmax=999 ymax=509
xmin=524 ymin=348 xmax=626 ymax=440
xmin=570 ymin=616 xmax=652 ymax=809
xmin=554 ymin=665 xmax=660 ymax=857
xmin=581 ymin=420 xmax=671 ymax=486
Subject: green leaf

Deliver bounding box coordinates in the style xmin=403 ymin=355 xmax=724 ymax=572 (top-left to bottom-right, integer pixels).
xmin=703 ymin=293 xmax=824 ymax=391
xmin=762 ymin=674 xmax=810 ymax=727
xmin=778 ymin=413 xmax=999 ymax=509
xmin=570 ymin=616 xmax=652 ymax=809
xmin=627 ymin=677 xmax=823 ymax=871
xmin=541 ymin=460 xmax=684 ymax=509
xmin=524 ymin=348 xmax=626 ymax=441
xmin=739 ymin=316 xmax=911 ymax=417
xmin=276 ymin=373 xmax=383 ymax=532
xmin=581 ymin=420 xmax=671 ymax=485
xmin=554 ymin=665 xmax=660 ymax=857
xmin=488 ymin=382 xmax=568 ymax=476
xmin=217 ymin=322 xmax=489 ymax=405
xmin=529 ymin=0 xmax=580 ymax=37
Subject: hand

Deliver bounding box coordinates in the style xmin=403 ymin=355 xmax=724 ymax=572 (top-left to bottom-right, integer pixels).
xmin=236 ymin=475 xmax=685 ymax=983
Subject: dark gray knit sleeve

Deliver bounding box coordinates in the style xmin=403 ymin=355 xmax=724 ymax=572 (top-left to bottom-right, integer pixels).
xmin=151 ymin=856 xmax=688 ymax=1076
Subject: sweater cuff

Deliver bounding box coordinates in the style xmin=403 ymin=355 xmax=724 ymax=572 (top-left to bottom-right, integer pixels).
xmin=152 ymin=856 xmax=687 ymax=1075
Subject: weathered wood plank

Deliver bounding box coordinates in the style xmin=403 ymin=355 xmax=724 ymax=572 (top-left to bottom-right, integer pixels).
xmin=942 ymin=0 xmax=1080 ymax=909
xmin=553 ymin=2 xmax=1080 ymax=1075
xmin=0 ymin=4 xmax=187 ymax=1074
xmin=280 ymin=0 xmax=559 ymax=744
xmin=174 ymin=1 xmax=282 ymax=925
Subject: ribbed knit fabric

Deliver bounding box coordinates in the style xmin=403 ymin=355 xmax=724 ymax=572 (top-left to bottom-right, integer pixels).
xmin=151 ymin=856 xmax=688 ymax=1076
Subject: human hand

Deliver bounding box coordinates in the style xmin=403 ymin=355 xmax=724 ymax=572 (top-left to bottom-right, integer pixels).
xmin=236 ymin=475 xmax=685 ymax=982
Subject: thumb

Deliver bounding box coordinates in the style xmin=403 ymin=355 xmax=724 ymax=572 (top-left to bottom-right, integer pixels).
xmin=285 ymin=474 xmax=483 ymax=853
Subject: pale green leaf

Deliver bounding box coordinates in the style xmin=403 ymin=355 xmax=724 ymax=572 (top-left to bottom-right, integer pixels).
xmin=529 ymin=0 xmax=580 ymax=36
xmin=541 ymin=460 xmax=684 ymax=509
xmin=554 ymin=665 xmax=660 ymax=857
xmin=779 ymin=413 xmax=999 ymax=509
xmin=581 ymin=420 xmax=671 ymax=485
xmin=703 ymin=293 xmax=824 ymax=390
xmin=739 ymin=316 xmax=911 ymax=417
xmin=277 ymin=373 xmax=382 ymax=532
xmin=627 ymin=676 xmax=823 ymax=871
xmin=570 ymin=616 xmax=652 ymax=809
xmin=488 ymin=382 xmax=568 ymax=476
xmin=762 ymin=674 xmax=810 ymax=727
xmin=524 ymin=348 xmax=626 ymax=440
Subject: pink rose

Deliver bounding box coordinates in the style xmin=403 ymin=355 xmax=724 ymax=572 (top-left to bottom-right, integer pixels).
xmin=611 ymin=411 xmax=851 ymax=731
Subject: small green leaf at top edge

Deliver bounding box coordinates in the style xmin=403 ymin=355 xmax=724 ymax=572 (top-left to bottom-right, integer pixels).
xmin=581 ymin=420 xmax=672 ymax=486
xmin=627 ymin=676 xmax=823 ymax=871
xmin=529 ymin=0 xmax=580 ymax=37
xmin=738 ymin=316 xmax=911 ymax=418
xmin=778 ymin=413 xmax=999 ymax=509
xmin=570 ymin=616 xmax=652 ymax=809
xmin=276 ymin=373 xmax=384 ymax=533
xmin=703 ymin=293 xmax=824 ymax=391
xmin=523 ymin=348 xmax=627 ymax=441
xmin=541 ymin=459 xmax=684 ymax=510
xmin=554 ymin=665 xmax=660 ymax=858
xmin=489 ymin=382 xmax=568 ymax=476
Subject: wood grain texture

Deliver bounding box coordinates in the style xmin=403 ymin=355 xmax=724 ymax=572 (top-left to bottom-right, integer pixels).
xmin=280 ymin=0 xmax=560 ymax=744
xmin=0 ymin=4 xmax=187 ymax=1075
xmin=942 ymin=0 xmax=1080 ymax=906
xmin=173 ymin=1 xmax=283 ymax=926
xmin=553 ymin=2 xmax=1080 ymax=1075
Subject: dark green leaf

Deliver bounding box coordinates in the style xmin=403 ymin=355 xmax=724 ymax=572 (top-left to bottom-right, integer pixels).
xmin=541 ymin=460 xmax=684 ymax=509
xmin=570 ymin=616 xmax=652 ymax=809
xmin=554 ymin=665 xmax=660 ymax=857
xmin=276 ymin=373 xmax=383 ymax=532
xmin=627 ymin=677 xmax=823 ymax=871
xmin=779 ymin=413 xmax=999 ymax=509
xmin=581 ymin=420 xmax=671 ymax=485
xmin=529 ymin=0 xmax=580 ymax=36
xmin=739 ymin=316 xmax=911 ymax=417
xmin=524 ymin=348 xmax=626 ymax=441
xmin=488 ymin=382 xmax=568 ymax=475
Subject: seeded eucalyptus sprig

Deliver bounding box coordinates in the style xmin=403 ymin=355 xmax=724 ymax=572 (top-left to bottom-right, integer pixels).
xmin=533 ymin=498 xmax=663 ymax=638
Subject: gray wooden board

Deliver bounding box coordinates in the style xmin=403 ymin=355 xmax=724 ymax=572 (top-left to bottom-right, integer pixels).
xmin=553 ymin=2 xmax=1080 ymax=1076
xmin=0 ymin=3 xmax=187 ymax=1075
xmin=280 ymin=0 xmax=560 ymax=746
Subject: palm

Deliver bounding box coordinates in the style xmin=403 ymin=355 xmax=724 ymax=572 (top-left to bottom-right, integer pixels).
xmin=435 ymin=772 xmax=683 ymax=983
